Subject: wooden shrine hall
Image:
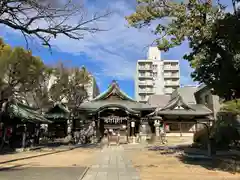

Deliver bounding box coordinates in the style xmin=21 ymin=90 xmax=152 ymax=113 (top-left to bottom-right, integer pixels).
xmin=78 ymin=80 xmax=154 ymax=141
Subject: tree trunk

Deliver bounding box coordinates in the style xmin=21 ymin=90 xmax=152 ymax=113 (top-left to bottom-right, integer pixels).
xmin=0 ymin=101 xmax=9 ymax=151
xmin=0 ymin=126 xmax=7 ymax=150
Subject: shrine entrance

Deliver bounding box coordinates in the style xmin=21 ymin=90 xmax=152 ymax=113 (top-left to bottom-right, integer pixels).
xmin=97 ymin=105 xmax=139 ymax=144
xmin=79 ymin=80 xmax=154 ymax=144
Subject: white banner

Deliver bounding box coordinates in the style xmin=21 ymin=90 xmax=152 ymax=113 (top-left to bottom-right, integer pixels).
xmin=131 ymin=121 xmax=135 ymax=127
xmin=103 ymin=115 xmax=128 ymax=124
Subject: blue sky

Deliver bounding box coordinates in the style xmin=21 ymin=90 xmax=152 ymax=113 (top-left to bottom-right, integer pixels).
xmin=0 ymin=0 xmax=232 ymax=98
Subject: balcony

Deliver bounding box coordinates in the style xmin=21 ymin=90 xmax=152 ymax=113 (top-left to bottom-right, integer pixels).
xmin=138 ymin=74 xmax=153 ymax=79
xmin=138 ymin=81 xmax=154 ymax=86
xmin=164 ymin=65 xmax=179 ymax=71
xmin=165 ymin=81 xmax=180 ymax=87
xmin=164 ymin=88 xmax=173 ymax=94
xmin=164 ymin=73 xmax=179 ymax=79
xmin=139 ymin=89 xmax=154 ymax=94
xmin=138 ymin=66 xmax=152 ymax=71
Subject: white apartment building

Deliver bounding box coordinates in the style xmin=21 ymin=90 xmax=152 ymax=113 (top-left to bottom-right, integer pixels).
xmin=135 ymin=47 xmax=180 ymax=103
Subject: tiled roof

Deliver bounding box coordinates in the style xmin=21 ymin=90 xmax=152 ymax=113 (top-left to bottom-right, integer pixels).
xmin=171 ymin=86 xmax=198 ymax=104
xmin=79 ymin=100 xmax=153 ymax=112
xmin=147 ymin=94 xmax=171 ymax=108
xmin=154 ymin=86 xmax=213 ymax=117
xmin=8 ymin=102 xmax=52 ymax=124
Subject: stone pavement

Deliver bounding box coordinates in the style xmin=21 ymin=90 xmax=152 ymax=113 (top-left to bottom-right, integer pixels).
xmin=82 ymin=145 xmax=140 ymax=180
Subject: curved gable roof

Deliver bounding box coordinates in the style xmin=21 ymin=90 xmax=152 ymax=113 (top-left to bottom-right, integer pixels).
xmin=92 ymin=80 xmax=135 ymax=101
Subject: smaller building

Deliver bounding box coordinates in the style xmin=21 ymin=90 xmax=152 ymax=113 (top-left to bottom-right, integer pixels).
xmin=151 ymin=86 xmax=213 ymax=135
xmin=194 ymin=84 xmax=221 ymax=119
xmin=44 ymin=103 xmax=70 ymax=138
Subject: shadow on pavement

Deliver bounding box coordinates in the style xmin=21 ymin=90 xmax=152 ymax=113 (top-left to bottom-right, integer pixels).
xmin=177 ymin=154 xmax=240 ymax=174
xmin=0 ymin=164 xmax=28 ymax=172
xmin=148 ymin=144 xmax=240 ymax=174
xmin=0 ymin=166 xmax=88 ymax=180
xmin=0 ymin=143 xmax=101 ymax=165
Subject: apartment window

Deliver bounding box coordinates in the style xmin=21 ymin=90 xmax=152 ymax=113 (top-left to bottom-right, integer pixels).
xmin=164 ymin=63 xmax=171 ymax=68
xmin=153 ymin=72 xmax=157 ymax=77
xmin=153 ymin=64 xmax=157 ymax=69
xmin=171 ymin=62 xmax=178 ymax=66
xmin=140 ymin=72 xmax=144 ymax=76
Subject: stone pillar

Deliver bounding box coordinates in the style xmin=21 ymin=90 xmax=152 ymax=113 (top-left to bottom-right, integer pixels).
xmin=67 ymin=119 xmax=73 ymax=143
xmin=154 ymin=120 xmax=160 ymax=137
xmin=92 ymin=120 xmax=97 ymax=143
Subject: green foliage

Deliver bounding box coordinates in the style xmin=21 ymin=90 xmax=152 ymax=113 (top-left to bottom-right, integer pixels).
xmin=126 ymin=0 xmax=220 ymax=51
xmin=0 ymin=38 xmax=91 ymax=112
xmin=194 ymin=113 xmax=240 ymax=149
xmin=221 ymin=99 xmax=240 ymax=114
xmin=127 ymin=1 xmax=240 ymax=100
xmin=193 ymin=127 xmax=209 ymax=148
xmin=0 ymin=39 xmax=46 ymax=101
xmin=49 ymin=63 xmax=90 ymax=108
xmin=187 ymin=14 xmax=240 ymax=100
xmin=67 ymin=67 xmax=90 ymax=107
xmin=212 ymin=112 xmax=240 ymax=149
xmin=49 ymin=63 xmax=70 ymax=103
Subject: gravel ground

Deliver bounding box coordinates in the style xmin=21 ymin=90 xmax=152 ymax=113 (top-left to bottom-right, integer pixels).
xmin=0 ymin=167 xmax=87 ymax=180
xmin=0 ymin=148 xmax=99 ymax=180
xmin=126 ymin=148 xmax=240 ymax=180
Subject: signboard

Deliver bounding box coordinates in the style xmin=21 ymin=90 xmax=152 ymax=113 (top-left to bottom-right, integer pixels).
xmin=102 ymin=115 xmax=128 ymax=124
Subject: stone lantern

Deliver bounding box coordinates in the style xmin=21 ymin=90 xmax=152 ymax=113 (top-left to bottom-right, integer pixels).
xmin=153 ymin=116 xmax=162 ymax=137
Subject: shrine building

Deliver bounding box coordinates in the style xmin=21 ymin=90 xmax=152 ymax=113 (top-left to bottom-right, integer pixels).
xmin=78 ymin=80 xmax=154 ymax=142
xmin=78 ymin=80 xmax=213 ymax=142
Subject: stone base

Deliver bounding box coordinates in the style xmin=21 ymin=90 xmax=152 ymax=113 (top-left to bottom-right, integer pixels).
xmin=140 ymin=135 xmax=147 ymax=143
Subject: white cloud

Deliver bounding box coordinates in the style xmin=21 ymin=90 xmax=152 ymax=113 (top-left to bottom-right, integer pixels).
xmin=47 ymin=0 xmax=159 ymax=80
xmin=0 ymin=0 xmax=194 ymax=85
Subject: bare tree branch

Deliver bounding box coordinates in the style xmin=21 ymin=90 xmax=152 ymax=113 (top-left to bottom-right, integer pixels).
xmin=0 ymin=0 xmax=112 ymax=49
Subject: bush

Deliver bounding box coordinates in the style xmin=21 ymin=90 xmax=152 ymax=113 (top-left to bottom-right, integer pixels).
xmin=211 ymin=112 xmax=240 ymax=149
xmin=193 ymin=113 xmax=240 ymax=150
xmin=193 ymin=127 xmax=209 ymax=148
xmin=221 ymin=99 xmax=240 ymax=114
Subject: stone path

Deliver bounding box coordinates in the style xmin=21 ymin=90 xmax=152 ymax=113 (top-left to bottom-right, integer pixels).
xmin=82 ymin=145 xmax=140 ymax=180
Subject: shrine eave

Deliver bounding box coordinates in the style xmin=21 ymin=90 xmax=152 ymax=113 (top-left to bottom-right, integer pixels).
xmin=78 ymin=100 xmax=154 ymax=114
